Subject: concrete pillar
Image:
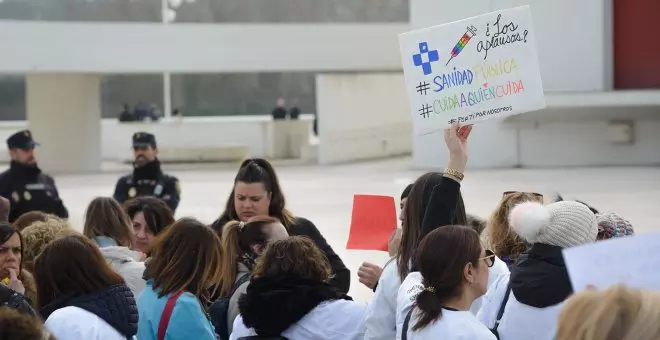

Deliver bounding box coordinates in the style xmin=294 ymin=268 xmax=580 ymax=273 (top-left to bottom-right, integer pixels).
xmin=26 ymin=74 xmax=102 ymax=174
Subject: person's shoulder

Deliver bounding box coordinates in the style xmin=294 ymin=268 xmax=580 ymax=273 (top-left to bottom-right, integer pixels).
xmin=116 ymin=174 xmax=132 ymax=185
xmin=46 ymin=306 xmax=125 ymax=339
xmin=435 ymin=311 xmax=496 ymax=339
xmin=162 ymin=173 xmax=179 ymax=183
xmin=39 ymin=173 xmax=57 ymax=183
xmin=398 ymin=271 xmax=424 ymax=307
xmin=292 ymin=216 xmax=313 ymax=226
xmin=0 ymin=168 xmax=10 ymax=180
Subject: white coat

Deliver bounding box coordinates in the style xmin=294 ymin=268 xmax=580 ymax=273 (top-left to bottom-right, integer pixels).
xmin=477 ymin=273 xmax=565 ymax=340
xmin=45 ymin=306 xmax=135 ymax=340
xmin=230 ymin=299 xmax=367 ymax=340
xmin=396 ymin=256 xmax=510 ymax=340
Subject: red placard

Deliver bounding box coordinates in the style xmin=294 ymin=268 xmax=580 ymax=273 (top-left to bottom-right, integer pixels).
xmin=346 ymin=194 xmax=397 ymax=251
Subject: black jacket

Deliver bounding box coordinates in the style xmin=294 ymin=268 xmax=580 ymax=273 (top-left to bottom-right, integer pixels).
xmin=40 ymin=284 xmax=138 ymax=338
xmin=0 ymin=161 xmax=68 ymax=222
xmin=510 ymin=243 xmax=573 ymax=308
xmin=113 ymin=159 xmax=180 ymax=213
xmin=211 ymin=216 xmax=351 ymax=293
xmin=418 ymin=177 xmax=462 ymax=244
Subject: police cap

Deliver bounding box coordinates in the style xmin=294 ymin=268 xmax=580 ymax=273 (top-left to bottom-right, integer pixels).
xmin=132 ymin=132 xmax=157 ymax=149
xmin=6 ymin=130 xmax=39 ymax=149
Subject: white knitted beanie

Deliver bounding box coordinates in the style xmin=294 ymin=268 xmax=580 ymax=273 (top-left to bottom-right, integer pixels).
xmin=509 ymin=201 xmax=598 ymax=248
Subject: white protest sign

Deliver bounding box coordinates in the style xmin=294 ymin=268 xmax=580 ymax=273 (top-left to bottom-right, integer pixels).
xmin=563 ymin=233 xmax=660 ymax=292
xmin=399 ymin=6 xmax=546 ymax=136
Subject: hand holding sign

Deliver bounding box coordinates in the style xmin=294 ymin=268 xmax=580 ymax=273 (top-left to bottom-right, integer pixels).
xmin=399 ymin=6 xmax=545 ymax=136
xmin=346 ymin=195 xmax=397 ymax=251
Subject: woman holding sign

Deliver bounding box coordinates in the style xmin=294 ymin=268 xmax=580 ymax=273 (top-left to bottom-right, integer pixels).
xmin=365 ymin=124 xmax=494 ymax=340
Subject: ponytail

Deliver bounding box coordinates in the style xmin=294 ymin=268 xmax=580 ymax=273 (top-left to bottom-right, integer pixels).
xmin=413 ymin=287 xmax=445 ymax=331
xmin=219 ymin=216 xmax=280 ymax=296
xmin=219 ymin=220 xmax=243 ymax=296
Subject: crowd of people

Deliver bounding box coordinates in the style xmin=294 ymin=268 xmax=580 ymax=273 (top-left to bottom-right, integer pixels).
xmin=0 ymin=123 xmax=655 ymax=340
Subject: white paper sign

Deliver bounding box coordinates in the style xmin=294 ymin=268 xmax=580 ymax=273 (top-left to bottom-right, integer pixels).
xmin=399 ymin=6 xmax=546 ymax=136
xmin=563 ymin=233 xmax=660 ymax=292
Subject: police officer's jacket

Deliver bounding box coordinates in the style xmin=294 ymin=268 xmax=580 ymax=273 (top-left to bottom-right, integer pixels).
xmin=113 ymin=159 xmax=180 ymax=213
xmin=0 ymin=161 xmax=68 ymax=222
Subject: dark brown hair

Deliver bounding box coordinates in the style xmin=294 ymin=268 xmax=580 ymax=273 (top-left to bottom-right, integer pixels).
xmin=397 ymin=173 xmax=467 ymax=280
xmin=34 ymin=234 xmax=125 ymax=308
xmin=219 ymin=158 xmax=294 ymax=229
xmin=219 ymin=216 xmax=282 ymax=296
xmin=12 ymin=211 xmax=54 ymax=232
xmin=488 ymin=192 xmax=538 ymax=261
xmin=0 ymin=223 xmax=24 ymax=277
xmin=413 ymin=225 xmax=482 ymax=331
xmin=123 ymin=196 xmax=175 ymax=236
xmin=467 ymin=214 xmax=487 ymax=235
xmin=144 ymin=218 xmax=223 ymax=302
xmin=0 ymin=306 xmax=49 ymax=340
xmin=83 ymin=197 xmax=134 ymax=247
xmin=252 ymin=236 xmax=332 ymax=282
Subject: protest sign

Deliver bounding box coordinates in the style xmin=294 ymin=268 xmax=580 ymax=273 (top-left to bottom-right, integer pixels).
xmin=346 ymin=194 xmax=397 ymax=251
xmin=563 ymin=233 xmax=660 ymax=292
xmin=399 ymin=6 xmax=546 ymax=136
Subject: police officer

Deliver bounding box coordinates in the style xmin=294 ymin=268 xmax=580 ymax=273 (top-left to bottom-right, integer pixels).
xmin=0 ymin=130 xmax=68 ymax=222
xmin=113 ymin=132 xmax=180 ymax=213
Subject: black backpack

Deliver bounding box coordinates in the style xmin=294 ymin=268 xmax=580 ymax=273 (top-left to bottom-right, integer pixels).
xmin=210 ymin=274 xmax=251 ymax=340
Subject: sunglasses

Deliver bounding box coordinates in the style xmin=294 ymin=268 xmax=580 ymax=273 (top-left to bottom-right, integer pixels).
xmin=503 ymin=191 xmax=544 ymax=202
xmin=479 ymin=249 xmax=495 ymax=268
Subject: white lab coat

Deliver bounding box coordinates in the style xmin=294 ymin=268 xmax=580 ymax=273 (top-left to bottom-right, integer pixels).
xmin=230 ymin=299 xmax=367 ymax=340
xmin=396 ymin=257 xmax=510 ymax=340
xmin=477 ymin=273 xmax=565 ymax=340
xmin=364 ymin=260 xmax=401 ymax=340
xmin=403 ymin=308 xmax=496 ymax=340
xmin=45 ymin=306 xmax=134 ymax=340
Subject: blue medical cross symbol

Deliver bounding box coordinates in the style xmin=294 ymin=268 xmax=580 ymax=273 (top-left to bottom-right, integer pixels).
xmin=412 ymin=42 xmax=439 ymax=75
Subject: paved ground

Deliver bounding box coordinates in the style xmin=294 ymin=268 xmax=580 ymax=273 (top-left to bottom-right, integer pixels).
xmin=49 ymin=157 xmax=660 ymax=301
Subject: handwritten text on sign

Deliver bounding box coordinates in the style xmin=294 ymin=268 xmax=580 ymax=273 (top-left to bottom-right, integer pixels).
xmin=399 ymin=6 xmax=546 ymax=136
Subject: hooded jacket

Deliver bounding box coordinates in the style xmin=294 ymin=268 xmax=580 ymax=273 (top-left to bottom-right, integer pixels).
xmin=230 ymin=274 xmax=367 ymax=340
xmin=95 ymin=236 xmax=146 ymax=298
xmin=41 ymin=284 xmax=138 ymax=340
xmin=477 ymin=244 xmax=572 ymax=340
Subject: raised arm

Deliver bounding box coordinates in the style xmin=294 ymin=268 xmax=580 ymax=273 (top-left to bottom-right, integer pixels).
xmin=417 ymin=124 xmax=471 ymax=244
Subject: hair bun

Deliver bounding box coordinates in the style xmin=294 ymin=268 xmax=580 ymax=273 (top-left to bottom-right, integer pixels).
xmin=509 ymin=201 xmax=550 ymax=243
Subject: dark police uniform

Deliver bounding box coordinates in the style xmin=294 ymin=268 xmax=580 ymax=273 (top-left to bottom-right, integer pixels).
xmin=0 ymin=130 xmax=68 ymax=222
xmin=113 ymin=132 xmax=180 ymax=213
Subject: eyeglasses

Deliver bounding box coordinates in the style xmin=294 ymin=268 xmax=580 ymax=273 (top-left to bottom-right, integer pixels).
xmin=503 ymin=191 xmax=543 ymax=202
xmin=479 ymin=249 xmax=495 ymax=268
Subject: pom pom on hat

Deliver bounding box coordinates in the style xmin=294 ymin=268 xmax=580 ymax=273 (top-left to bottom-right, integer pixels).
xmin=509 ymin=200 xmax=598 ymax=248
xmin=509 ymin=201 xmax=550 ymax=243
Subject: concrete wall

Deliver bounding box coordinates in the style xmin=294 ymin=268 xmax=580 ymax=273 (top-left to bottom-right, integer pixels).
xmin=316 ymin=73 xmax=412 ymax=164
xmin=0 ymin=116 xmax=314 ymax=164
xmin=408 ymin=0 xmax=660 ymax=170
xmin=410 ymin=0 xmax=613 ymax=92
xmin=0 ymin=21 xmax=407 ymax=73
xmin=26 ymin=74 xmax=102 ymax=173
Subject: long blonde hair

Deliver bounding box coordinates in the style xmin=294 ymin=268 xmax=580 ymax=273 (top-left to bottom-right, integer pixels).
xmin=219 ymin=216 xmax=280 ymax=296
xmin=558 ymin=285 xmax=660 ymax=340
